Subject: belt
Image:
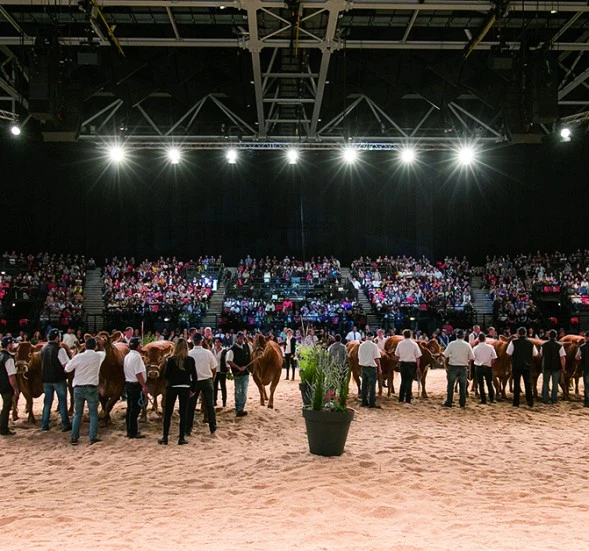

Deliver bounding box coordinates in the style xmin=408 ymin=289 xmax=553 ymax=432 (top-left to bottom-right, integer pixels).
xmin=75 ymin=384 xmax=97 ymax=388
xmin=449 ymin=365 xmax=468 ymax=368
xmin=126 ymin=381 xmax=141 ymax=385
xmin=399 ymin=361 xmax=417 ymax=365
xmin=474 ymin=364 xmax=491 ymax=368
xmin=360 ymin=365 xmax=376 ymax=368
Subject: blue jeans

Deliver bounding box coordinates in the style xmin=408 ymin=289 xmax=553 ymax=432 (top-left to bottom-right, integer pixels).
xmin=361 ymin=366 xmax=377 ymax=407
xmin=42 ymin=381 xmax=70 ymax=429
xmin=542 ymin=370 xmax=561 ymax=404
xmin=72 ymin=386 xmax=99 ymax=441
xmin=234 ymin=373 xmax=249 ymax=414
xmin=584 ymin=372 xmax=589 ymax=407
xmin=446 ymin=366 xmax=467 ymax=407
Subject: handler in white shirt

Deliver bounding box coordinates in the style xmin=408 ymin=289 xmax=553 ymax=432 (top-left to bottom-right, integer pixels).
xmin=472 ymin=333 xmax=497 ymax=404
xmin=64 ymin=337 xmax=106 ymax=445
xmin=395 ymin=329 xmax=422 ymax=404
xmin=358 ymin=333 xmax=381 ymax=408
xmin=443 ymin=329 xmax=475 ymax=408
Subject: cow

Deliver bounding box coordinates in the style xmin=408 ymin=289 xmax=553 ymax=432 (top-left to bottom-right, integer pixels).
xmin=140 ymin=340 xmax=175 ymax=418
xmin=12 ymin=341 xmax=74 ymax=423
xmin=14 ymin=348 xmax=43 ymax=423
xmin=249 ymin=334 xmax=282 ymax=408
xmin=485 ymin=337 xmax=511 ymax=401
xmin=95 ymin=331 xmax=129 ymax=426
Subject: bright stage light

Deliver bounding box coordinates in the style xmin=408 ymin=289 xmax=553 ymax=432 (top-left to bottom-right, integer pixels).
xmin=10 ymin=124 xmax=21 ymax=136
xmin=167 ymin=148 xmax=181 ymax=164
xmin=400 ymin=148 xmax=416 ymax=164
xmin=560 ymin=127 xmax=571 ymax=139
xmin=286 ymin=149 xmax=299 ymax=164
xmin=226 ymin=149 xmax=238 ymax=164
xmin=108 ymin=145 xmax=126 ymax=163
xmin=343 ymin=148 xmax=358 ymax=164
xmin=457 ymin=146 xmax=475 ymax=166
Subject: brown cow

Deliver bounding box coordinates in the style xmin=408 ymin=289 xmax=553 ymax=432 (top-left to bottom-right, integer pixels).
xmin=14 ymin=348 xmax=44 ymax=423
xmin=96 ymin=331 xmax=129 ymax=426
xmin=140 ymin=340 xmax=175 ymax=417
xmin=249 ymin=334 xmax=282 ymax=408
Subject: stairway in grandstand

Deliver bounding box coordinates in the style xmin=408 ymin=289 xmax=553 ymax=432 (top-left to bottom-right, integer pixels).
xmin=83 ymin=267 xmax=104 ymax=332
xmin=340 ymin=268 xmax=380 ymax=329
xmin=471 ymin=272 xmax=494 ymax=326
xmin=200 ymin=268 xmax=232 ymax=329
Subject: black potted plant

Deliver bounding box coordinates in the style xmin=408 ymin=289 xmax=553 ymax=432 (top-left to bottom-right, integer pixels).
xmin=301 ymin=347 xmax=354 ymax=457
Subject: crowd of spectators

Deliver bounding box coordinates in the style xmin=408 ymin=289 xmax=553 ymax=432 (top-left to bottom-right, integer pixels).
xmin=351 ymin=255 xmax=472 ymax=319
xmin=234 ymin=255 xmax=341 ymax=286
xmin=3 ymin=252 xmax=87 ymax=329
xmin=102 ymin=256 xmax=221 ymax=323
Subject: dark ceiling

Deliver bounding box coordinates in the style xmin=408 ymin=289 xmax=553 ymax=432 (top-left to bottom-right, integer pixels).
xmin=1 ymin=0 xmax=589 ymax=148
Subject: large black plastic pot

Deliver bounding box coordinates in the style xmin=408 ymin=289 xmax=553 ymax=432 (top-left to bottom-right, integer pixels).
xmin=302 ymin=408 xmax=355 ymax=457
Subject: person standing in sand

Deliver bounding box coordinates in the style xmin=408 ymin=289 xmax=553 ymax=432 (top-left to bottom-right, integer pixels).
xmin=358 ymin=332 xmax=382 ymax=409
xmin=506 ymin=326 xmax=538 ymax=408
xmin=442 ymin=329 xmax=474 ymax=408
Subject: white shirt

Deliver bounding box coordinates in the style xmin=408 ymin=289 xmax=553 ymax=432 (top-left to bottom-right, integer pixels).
xmin=395 ymin=339 xmax=423 ymax=362
xmin=124 ymin=350 xmax=147 ymax=383
xmin=506 ymin=340 xmax=539 ymax=356
xmin=472 ymin=342 xmax=497 ymax=367
xmin=443 ymin=339 xmax=475 ymax=366
xmin=358 ymin=340 xmax=380 ymax=367
xmin=374 ymin=336 xmax=386 ymax=350
xmin=345 ymin=331 xmax=362 ymax=342
xmin=468 ymin=332 xmax=480 ymax=345
xmin=285 ymin=338 xmax=294 ymax=354
xmin=62 ymin=333 xmax=79 ymax=349
xmin=3 ymin=354 xmax=16 ymax=377
xmin=64 ymin=349 xmax=106 ymax=386
xmin=188 ymin=346 xmax=218 ymax=380
xmin=55 ymin=347 xmax=70 ymax=366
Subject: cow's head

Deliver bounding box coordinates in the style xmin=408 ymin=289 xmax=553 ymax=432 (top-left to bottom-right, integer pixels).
xmin=14 ymin=342 xmax=33 ymax=374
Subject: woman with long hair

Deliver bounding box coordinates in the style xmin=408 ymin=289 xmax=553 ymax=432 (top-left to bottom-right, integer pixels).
xmin=159 ymin=338 xmax=197 ymax=445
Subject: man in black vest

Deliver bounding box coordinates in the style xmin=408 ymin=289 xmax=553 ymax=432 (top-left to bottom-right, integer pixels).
xmin=0 ymin=336 xmax=19 ymax=436
xmin=283 ymin=328 xmax=297 ymax=380
xmin=575 ymin=331 xmax=589 ymax=407
xmin=226 ymin=331 xmax=252 ymax=417
xmin=40 ymin=329 xmax=72 ymax=431
xmin=540 ymin=330 xmax=566 ymax=404
xmin=506 ymin=327 xmax=538 ymax=408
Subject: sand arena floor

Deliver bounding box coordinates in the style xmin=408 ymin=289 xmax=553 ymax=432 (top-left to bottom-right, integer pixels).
xmin=1 ymin=368 xmax=588 ymax=551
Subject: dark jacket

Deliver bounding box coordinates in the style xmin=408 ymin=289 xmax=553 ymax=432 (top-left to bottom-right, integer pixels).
xmin=41 ymin=342 xmax=67 ymax=383
xmin=230 ymin=343 xmax=251 ymax=376
xmin=163 ymin=356 xmax=197 ymax=392
xmin=0 ymin=350 xmax=13 ymax=393
xmin=511 ymin=337 xmax=534 ymax=370
xmin=541 ymin=339 xmax=562 ymax=372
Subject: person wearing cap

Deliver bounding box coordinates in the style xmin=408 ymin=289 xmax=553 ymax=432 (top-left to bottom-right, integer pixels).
xmin=358 ymin=332 xmax=382 ymax=408
xmin=539 ymin=329 xmax=566 ymax=404
xmin=442 ymin=329 xmax=475 ymax=408
xmin=506 ymin=326 xmax=538 ymax=408
xmin=0 ymin=336 xmax=19 ymax=436
xmin=395 ymin=329 xmax=422 ymax=404
xmin=186 ymin=333 xmax=218 ymax=436
xmin=41 ymin=329 xmax=72 ymax=432
xmin=575 ymin=331 xmax=589 ymax=407
xmin=64 ymin=337 xmax=106 ymax=445
xmin=124 ymin=336 xmax=149 ymax=438
xmin=226 ymin=331 xmax=253 ymax=417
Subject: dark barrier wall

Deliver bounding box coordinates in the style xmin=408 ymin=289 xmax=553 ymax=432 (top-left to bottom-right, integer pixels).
xmin=0 ymin=139 xmax=586 ymax=264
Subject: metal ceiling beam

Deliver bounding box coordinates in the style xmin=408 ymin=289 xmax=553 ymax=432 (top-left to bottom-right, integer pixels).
xmin=558 ymin=66 xmax=589 ymax=100
xmin=245 ymin=3 xmax=265 ymax=137
xmin=0 ymin=74 xmax=26 ymax=108
xmin=402 ymin=10 xmax=419 ymax=43
xmin=0 ymin=0 xmax=588 ymax=12
xmin=0 ymin=4 xmax=28 ymax=38
xmin=2 ymin=36 xmax=589 ymax=51
xmin=309 ymin=0 xmax=344 ymax=138
xmin=165 ymin=6 xmax=181 ymax=41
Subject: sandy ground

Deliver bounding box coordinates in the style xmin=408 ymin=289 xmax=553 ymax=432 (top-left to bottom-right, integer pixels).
xmin=1 ymin=368 xmax=589 ymax=551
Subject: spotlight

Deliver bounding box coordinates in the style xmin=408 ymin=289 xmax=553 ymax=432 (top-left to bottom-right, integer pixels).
xmin=108 ymin=145 xmax=126 ymax=163
xmin=226 ymin=149 xmax=238 ymax=164
xmin=343 ymin=147 xmax=358 ymax=164
xmin=167 ymin=148 xmax=181 ymax=164
xmin=10 ymin=124 xmax=21 ymax=136
xmin=457 ymin=146 xmax=475 ymax=166
xmin=399 ymin=147 xmax=416 ymax=164
xmin=286 ymin=149 xmax=299 ymax=164
xmin=560 ymin=127 xmax=571 ymax=139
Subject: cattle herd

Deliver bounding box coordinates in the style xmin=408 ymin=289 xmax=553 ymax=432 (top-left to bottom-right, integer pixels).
xmin=7 ymin=327 xmax=588 ymax=437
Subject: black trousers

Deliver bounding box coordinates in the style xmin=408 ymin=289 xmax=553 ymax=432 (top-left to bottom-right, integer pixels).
xmin=187 ymin=379 xmax=217 ymax=434
xmin=285 ymin=354 xmax=296 ymax=379
xmin=125 ymin=382 xmax=142 ymax=437
xmin=214 ymin=373 xmax=227 ymax=407
xmin=476 ymin=365 xmax=495 ymax=403
xmin=399 ymin=362 xmax=417 ymax=403
xmin=512 ymin=367 xmax=533 ymax=407
xmin=0 ymin=391 xmax=13 ymax=434
xmin=162 ymin=386 xmax=190 ymax=440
